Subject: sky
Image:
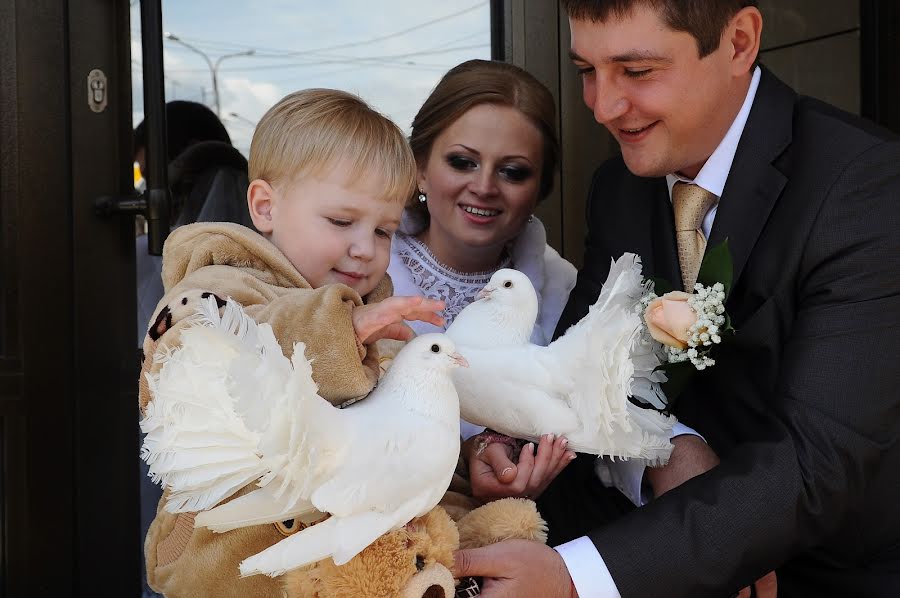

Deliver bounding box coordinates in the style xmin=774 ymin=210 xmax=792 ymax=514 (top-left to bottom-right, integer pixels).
xmin=131 ymin=0 xmax=492 ymax=156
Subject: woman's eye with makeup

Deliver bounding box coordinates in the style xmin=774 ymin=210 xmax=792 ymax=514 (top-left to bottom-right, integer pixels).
xmin=500 ymin=165 xmax=533 ymax=183
xmin=447 ymin=155 xmax=478 ymax=171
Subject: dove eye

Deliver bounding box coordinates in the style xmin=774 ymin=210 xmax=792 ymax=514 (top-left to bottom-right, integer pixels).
xmin=503 ymin=281 xmax=513 ymax=288
xmin=430 ymin=344 xmax=440 ymax=353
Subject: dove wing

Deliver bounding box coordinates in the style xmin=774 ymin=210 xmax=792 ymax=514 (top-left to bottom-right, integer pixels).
xmin=453 ymin=343 xmax=582 ymax=438
xmin=236 ymin=344 xmax=463 ymax=577
xmin=309 ymin=403 xmax=459 ymax=518
xmin=237 ymin=410 xmax=456 ymax=577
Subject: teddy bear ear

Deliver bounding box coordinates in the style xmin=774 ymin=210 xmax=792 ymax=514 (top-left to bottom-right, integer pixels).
xmin=148 ymin=305 xmax=173 ymax=341
xmin=397 ymin=562 xmax=455 ymax=598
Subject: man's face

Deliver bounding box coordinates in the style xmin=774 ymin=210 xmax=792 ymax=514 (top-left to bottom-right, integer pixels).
xmin=569 ymin=4 xmax=741 ymax=178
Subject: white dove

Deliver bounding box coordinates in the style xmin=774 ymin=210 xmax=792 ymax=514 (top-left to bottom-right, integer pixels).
xmin=140 ymin=297 xmax=466 ymax=577
xmin=445 ymin=253 xmax=675 ymax=463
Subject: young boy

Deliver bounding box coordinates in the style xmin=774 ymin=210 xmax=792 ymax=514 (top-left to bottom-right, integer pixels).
xmin=139 ymin=89 xmax=444 ymax=597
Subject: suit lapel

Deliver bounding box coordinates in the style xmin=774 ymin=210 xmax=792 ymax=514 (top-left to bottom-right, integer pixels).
xmin=707 ymin=68 xmax=794 ymax=289
xmin=615 ymin=172 xmax=679 ymax=285
xmin=648 ymin=179 xmax=681 ymax=287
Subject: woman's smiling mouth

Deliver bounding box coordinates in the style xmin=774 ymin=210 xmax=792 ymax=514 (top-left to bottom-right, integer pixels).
xmin=460 ymin=204 xmax=502 ymax=223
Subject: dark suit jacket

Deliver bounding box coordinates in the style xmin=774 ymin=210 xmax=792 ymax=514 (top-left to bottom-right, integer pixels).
xmin=544 ymin=68 xmax=900 ymax=597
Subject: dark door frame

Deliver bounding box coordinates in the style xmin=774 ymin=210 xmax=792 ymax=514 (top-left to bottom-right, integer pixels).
xmin=1 ymin=1 xmax=141 ymax=595
xmin=861 ymin=0 xmax=900 ymax=133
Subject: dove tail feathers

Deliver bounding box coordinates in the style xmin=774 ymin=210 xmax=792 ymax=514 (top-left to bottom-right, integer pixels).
xmin=140 ymin=297 xmax=322 ymax=515
xmin=551 ymin=253 xmax=647 ymax=433
xmin=565 ymin=405 xmax=675 ymax=464
xmin=550 ymin=253 xmax=675 ymax=461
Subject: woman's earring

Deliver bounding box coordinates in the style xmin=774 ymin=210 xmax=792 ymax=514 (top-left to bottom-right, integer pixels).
xmin=418 ymin=191 xmax=427 ymax=204
xmin=527 ymin=214 xmax=534 ymax=223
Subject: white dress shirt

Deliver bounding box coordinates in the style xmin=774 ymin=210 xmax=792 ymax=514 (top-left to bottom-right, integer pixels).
xmin=557 ymin=66 xmax=762 ymax=598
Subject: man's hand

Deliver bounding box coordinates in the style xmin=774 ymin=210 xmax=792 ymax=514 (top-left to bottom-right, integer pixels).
xmin=737 ymin=571 xmax=777 ymax=598
xmin=351 ymin=296 xmax=444 ymax=344
xmin=452 ymin=540 xmax=578 ymax=598
xmin=466 ymin=434 xmax=575 ymax=501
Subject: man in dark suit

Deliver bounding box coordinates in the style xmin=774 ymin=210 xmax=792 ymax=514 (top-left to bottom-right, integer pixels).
xmin=453 ymin=1 xmax=900 ymax=596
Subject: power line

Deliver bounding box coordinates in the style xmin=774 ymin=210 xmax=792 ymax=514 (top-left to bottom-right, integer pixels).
xmin=164 ymin=43 xmax=489 ymax=74
xmin=280 ymin=1 xmax=488 ymax=55
xmin=421 ymin=29 xmax=488 ymax=51
xmin=141 ymin=1 xmax=488 ymax=59
xmin=160 ymin=28 xmax=488 ymax=61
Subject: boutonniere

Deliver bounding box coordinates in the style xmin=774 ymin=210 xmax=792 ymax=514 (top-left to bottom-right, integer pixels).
xmin=639 ymin=240 xmax=735 ymax=402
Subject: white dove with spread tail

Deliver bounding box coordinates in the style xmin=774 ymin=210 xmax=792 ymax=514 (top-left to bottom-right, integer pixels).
xmin=140 ymin=297 xmax=466 ymax=577
xmin=445 ymin=253 xmax=675 ymax=463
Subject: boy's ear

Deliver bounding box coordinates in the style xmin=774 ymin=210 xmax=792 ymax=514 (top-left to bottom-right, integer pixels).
xmin=248 ymin=179 xmax=275 ymax=233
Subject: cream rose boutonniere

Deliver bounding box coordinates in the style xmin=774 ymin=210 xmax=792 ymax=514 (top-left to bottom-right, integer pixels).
xmin=638 ymin=240 xmax=735 ymax=402
xmin=643 ymin=284 xmax=727 ymax=370
xmin=645 ymin=291 xmax=694 ymax=349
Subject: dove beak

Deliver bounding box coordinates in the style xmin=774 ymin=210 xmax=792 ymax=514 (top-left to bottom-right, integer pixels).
xmin=450 ymin=352 xmax=469 ymax=368
xmin=476 ymin=286 xmax=494 ymax=300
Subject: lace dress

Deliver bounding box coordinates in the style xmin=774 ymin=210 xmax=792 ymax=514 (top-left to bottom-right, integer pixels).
xmin=391 ymin=231 xmax=511 ymax=330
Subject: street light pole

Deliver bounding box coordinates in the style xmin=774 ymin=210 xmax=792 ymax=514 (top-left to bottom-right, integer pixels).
xmin=163 ymin=32 xmax=254 ymax=117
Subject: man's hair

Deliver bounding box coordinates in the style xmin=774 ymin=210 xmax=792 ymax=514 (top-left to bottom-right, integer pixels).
xmin=410 ymin=59 xmax=559 ymax=204
xmin=560 ymin=0 xmax=759 ymax=57
xmin=249 ymin=89 xmax=415 ymax=203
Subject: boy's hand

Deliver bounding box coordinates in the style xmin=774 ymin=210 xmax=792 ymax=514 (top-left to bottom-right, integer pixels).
xmin=352 ymin=296 xmax=445 ymax=344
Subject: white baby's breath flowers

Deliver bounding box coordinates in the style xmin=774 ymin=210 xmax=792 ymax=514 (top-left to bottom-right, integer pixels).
xmin=679 ymin=281 xmax=727 ymax=369
xmin=641 ymin=281 xmax=727 ymax=371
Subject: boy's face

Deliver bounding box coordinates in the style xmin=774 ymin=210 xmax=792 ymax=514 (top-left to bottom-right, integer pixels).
xmin=569 ymin=4 xmax=746 ymax=179
xmin=260 ymin=167 xmax=402 ymax=297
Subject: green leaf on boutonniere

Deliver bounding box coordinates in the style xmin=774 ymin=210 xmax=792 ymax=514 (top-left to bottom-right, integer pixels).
xmin=658 ymin=361 xmax=695 ymax=413
xmin=724 ymin=312 xmax=736 ymax=334
xmin=697 ymin=238 xmax=733 ymax=296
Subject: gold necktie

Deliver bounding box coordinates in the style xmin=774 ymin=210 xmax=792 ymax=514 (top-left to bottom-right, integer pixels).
xmin=672 ymin=182 xmax=718 ymax=291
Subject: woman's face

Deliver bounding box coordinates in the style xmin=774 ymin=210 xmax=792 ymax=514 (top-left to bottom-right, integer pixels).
xmin=418 ymin=103 xmax=544 ymax=260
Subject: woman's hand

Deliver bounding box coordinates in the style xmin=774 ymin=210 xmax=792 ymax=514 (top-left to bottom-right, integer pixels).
xmin=465 ymin=433 xmax=575 ymax=501
xmin=352 ymin=296 xmax=445 ymax=344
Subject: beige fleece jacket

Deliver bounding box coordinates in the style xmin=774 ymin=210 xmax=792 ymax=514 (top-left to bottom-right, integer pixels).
xmin=139 ymin=222 xmax=393 ymax=597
